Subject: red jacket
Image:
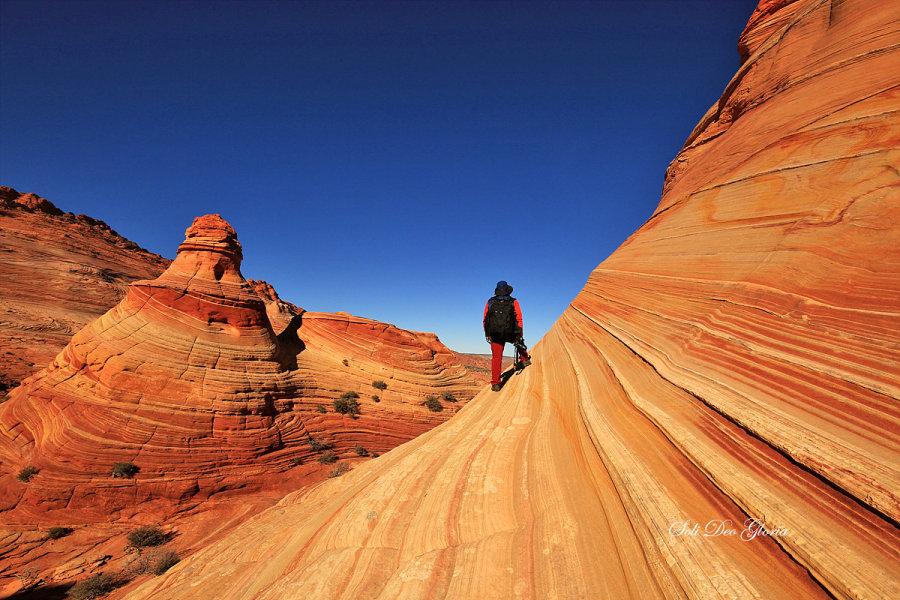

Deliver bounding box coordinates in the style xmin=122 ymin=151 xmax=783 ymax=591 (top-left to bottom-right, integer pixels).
xmin=483 ymin=297 xmax=523 ymax=335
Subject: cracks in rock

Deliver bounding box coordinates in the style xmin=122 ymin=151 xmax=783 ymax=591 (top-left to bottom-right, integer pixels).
xmin=564 ymin=309 xmax=894 ymax=598
xmin=570 ymin=305 xmax=899 ymax=528
xmin=691 ymin=147 xmax=892 ymax=196
xmin=580 ymin=284 xmax=899 ymax=405
xmin=592 ymin=268 xmax=900 ymax=317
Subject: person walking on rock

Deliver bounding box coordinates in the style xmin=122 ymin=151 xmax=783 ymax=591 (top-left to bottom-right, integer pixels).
xmin=483 ymin=280 xmax=531 ymax=391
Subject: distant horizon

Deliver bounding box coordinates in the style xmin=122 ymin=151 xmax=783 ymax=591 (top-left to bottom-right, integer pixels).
xmin=1 ymin=0 xmax=758 ymax=353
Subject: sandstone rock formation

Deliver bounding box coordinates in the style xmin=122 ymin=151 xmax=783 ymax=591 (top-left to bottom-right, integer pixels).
xmin=0 ymin=206 xmax=489 ymax=596
xmin=0 ymin=214 xmax=480 ymax=526
xmin=128 ymin=1 xmax=899 ymax=598
xmin=0 ymin=187 xmax=169 ymax=391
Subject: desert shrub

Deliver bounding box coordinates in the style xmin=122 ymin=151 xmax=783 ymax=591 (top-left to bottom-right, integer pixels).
xmin=120 ymin=547 xmax=180 ymax=579
xmin=318 ymin=450 xmax=338 ymax=464
xmin=67 ymin=572 xmax=120 ymax=599
xmin=372 ymin=380 xmax=388 ymax=390
xmin=151 ymin=549 xmax=180 ymax=575
xmin=328 ymin=463 xmax=350 ymax=478
xmin=333 ymin=392 xmax=360 ymax=415
xmin=111 ymin=462 xmax=139 ymax=478
xmin=17 ymin=466 xmax=39 ymax=482
xmin=126 ymin=526 xmax=168 ymax=549
xmin=120 ymin=552 xmax=151 ymax=579
xmin=371 ymin=394 xmax=380 ymax=402
xmin=289 ymin=457 xmax=303 ymax=467
xmin=354 ymin=445 xmax=369 ymax=457
xmin=47 ymin=526 xmax=74 ymax=540
xmin=342 ymin=359 xmax=349 ymax=366
xmin=423 ymin=396 xmax=443 ymax=412
xmin=441 ymin=392 xmax=458 ymax=403
xmin=372 ymin=452 xmax=380 ymax=458
xmin=308 ymin=436 xmax=330 ymax=452
xmin=316 ymin=404 xmax=327 ymax=414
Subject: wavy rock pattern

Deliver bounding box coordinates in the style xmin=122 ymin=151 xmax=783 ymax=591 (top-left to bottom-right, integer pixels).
xmin=0 ymin=187 xmax=169 ymax=390
xmin=0 ymin=215 xmax=481 ymax=528
xmin=129 ymin=1 xmax=899 ymax=598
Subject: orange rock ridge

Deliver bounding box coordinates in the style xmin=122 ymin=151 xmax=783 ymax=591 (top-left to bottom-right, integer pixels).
xmin=0 ymin=210 xmax=486 ymax=594
xmin=0 ymin=186 xmax=169 ymax=390
xmin=0 ymin=210 xmax=481 ymax=513
xmin=127 ymin=1 xmax=899 ymax=598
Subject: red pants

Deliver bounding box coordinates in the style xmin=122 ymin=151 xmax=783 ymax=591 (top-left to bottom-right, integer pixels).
xmin=489 ymin=341 xmax=529 ymax=385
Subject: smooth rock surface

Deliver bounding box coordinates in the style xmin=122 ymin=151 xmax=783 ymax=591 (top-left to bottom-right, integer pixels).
xmin=128 ymin=1 xmax=899 ymax=598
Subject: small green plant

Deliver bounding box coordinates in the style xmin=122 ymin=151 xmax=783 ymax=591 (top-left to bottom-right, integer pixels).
xmin=318 ymin=450 xmax=338 ymax=464
xmin=372 ymin=452 xmax=380 ymax=458
xmin=328 ymin=463 xmax=350 ymax=478
xmin=354 ymin=445 xmax=369 ymax=457
xmin=47 ymin=526 xmax=74 ymax=540
xmin=316 ymin=404 xmax=327 ymax=413
xmin=423 ymin=396 xmax=443 ymax=412
xmin=372 ymin=380 xmax=388 ymax=390
xmin=67 ymin=572 xmax=120 ymax=599
xmin=152 ymin=549 xmax=180 ymax=575
xmin=441 ymin=392 xmax=458 ymax=403
xmin=289 ymin=457 xmax=303 ymax=467
xmin=334 ymin=391 xmax=360 ymax=415
xmin=17 ymin=466 xmax=39 ymax=482
xmin=111 ymin=462 xmax=139 ymax=478
xmin=126 ymin=526 xmax=168 ymax=549
xmin=371 ymin=395 xmax=380 ymax=402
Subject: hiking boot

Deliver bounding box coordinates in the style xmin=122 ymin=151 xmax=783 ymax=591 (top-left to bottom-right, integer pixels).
xmin=523 ymin=358 xmax=532 ymax=367
xmin=491 ymin=384 xmax=501 ymax=392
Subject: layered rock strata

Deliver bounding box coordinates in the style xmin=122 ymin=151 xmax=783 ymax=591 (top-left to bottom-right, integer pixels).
xmin=0 ymin=187 xmax=168 ymax=390
xmin=128 ymin=1 xmax=900 ymax=598
xmin=0 ymin=215 xmax=480 ymax=526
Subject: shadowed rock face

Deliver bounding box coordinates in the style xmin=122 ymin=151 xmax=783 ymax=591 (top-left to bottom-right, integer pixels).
xmin=0 ymin=214 xmax=482 ymax=526
xmin=126 ymin=1 xmax=899 ymax=598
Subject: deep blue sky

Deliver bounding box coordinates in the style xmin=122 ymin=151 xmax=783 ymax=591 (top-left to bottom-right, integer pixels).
xmin=1 ymin=0 xmax=756 ymax=353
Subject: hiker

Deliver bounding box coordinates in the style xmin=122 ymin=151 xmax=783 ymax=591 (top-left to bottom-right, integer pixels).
xmin=483 ymin=280 xmax=531 ymax=391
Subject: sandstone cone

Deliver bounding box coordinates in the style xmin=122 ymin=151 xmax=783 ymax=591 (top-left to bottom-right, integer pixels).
xmin=127 ymin=1 xmax=900 ymax=598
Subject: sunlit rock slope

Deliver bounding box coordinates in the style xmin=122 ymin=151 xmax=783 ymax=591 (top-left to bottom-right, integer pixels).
xmin=0 ymin=214 xmax=481 ymax=526
xmin=0 ymin=186 xmax=168 ymax=391
xmin=128 ymin=1 xmax=899 ymax=598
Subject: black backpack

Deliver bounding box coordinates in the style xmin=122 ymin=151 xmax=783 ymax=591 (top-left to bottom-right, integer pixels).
xmin=486 ymin=296 xmax=517 ymax=342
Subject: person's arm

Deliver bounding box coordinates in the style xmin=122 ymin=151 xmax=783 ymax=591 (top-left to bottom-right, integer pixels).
xmin=513 ymin=299 xmax=524 ymax=339
xmin=483 ymin=301 xmax=491 ymax=341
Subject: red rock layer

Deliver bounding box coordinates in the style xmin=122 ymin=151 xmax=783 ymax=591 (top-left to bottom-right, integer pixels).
xmin=128 ymin=2 xmax=899 ymax=598
xmin=0 ymin=214 xmax=481 ymax=529
xmin=0 ymin=187 xmax=169 ymax=390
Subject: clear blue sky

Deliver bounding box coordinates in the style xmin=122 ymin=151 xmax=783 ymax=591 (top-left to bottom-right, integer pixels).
xmin=1 ymin=0 xmax=757 ymax=353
